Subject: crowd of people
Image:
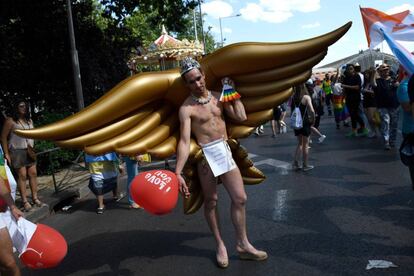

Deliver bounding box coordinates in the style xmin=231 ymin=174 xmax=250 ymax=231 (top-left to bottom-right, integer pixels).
xmin=251 ymin=62 xmax=406 ymax=173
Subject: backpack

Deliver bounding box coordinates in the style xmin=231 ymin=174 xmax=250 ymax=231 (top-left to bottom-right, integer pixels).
xmin=290 ymin=104 xmax=305 ymax=130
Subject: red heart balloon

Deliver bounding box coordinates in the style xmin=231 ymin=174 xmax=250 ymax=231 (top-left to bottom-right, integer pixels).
xmin=130 ymin=170 xmax=178 ymax=215
xmin=20 ymin=224 xmax=68 ymax=269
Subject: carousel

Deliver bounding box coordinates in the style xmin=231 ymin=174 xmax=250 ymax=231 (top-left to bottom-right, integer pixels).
xmin=128 ymin=25 xmax=204 ymax=73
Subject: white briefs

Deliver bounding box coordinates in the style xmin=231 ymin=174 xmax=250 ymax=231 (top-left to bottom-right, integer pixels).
xmin=200 ymin=138 xmax=237 ymax=177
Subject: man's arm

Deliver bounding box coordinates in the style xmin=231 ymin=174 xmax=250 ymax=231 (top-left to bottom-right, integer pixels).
xmin=223 ymin=99 xmax=247 ymax=122
xmin=1 ymin=118 xmax=13 ymax=163
xmin=175 ymin=106 xmax=191 ymax=198
xmin=0 ymin=177 xmax=23 ymax=220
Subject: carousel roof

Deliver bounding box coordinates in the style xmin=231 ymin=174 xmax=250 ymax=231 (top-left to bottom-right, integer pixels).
xmin=129 ymin=25 xmax=204 ymax=66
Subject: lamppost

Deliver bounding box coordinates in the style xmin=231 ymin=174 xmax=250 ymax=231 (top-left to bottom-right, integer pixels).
xmin=219 ymin=13 xmax=241 ymax=47
xmin=66 ymin=0 xmax=84 ymax=111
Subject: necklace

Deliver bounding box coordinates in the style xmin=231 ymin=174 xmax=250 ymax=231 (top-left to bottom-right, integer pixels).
xmin=191 ymin=90 xmax=212 ymax=105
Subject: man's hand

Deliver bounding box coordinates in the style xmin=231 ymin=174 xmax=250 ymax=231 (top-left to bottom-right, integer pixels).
xmin=10 ymin=205 xmax=23 ymax=221
xmin=177 ymin=174 xmax=190 ymax=198
xmin=221 ymin=77 xmax=235 ymax=88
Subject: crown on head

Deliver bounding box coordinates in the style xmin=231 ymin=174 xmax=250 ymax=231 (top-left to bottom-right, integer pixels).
xmin=180 ymin=57 xmax=200 ymax=76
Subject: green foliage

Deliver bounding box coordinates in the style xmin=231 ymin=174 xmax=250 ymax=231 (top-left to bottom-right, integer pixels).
xmin=0 ymin=0 xmax=199 ymax=112
xmin=34 ymin=111 xmax=80 ymax=175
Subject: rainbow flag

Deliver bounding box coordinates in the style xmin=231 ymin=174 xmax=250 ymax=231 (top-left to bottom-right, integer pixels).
xmin=220 ymin=83 xmax=241 ymax=102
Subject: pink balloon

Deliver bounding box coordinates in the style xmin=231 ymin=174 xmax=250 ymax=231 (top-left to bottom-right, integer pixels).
xmin=130 ymin=170 xmax=178 ymax=215
xmin=20 ymin=224 xmax=67 ymax=269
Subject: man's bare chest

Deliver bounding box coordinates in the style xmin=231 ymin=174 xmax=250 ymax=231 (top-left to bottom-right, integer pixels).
xmin=191 ymin=102 xmax=223 ymax=125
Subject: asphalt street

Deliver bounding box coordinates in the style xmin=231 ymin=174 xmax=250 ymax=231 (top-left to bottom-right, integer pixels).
xmin=21 ymin=116 xmax=414 ymax=276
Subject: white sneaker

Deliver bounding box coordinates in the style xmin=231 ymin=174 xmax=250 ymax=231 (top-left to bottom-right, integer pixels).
xmin=318 ymin=135 xmax=326 ymax=143
xmin=302 ymin=165 xmax=314 ymax=172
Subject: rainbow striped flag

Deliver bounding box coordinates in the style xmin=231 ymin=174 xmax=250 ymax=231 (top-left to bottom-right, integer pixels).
xmin=220 ymin=83 xmax=241 ymax=102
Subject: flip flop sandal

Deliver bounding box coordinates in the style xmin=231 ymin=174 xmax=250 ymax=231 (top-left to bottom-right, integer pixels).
xmin=23 ymin=201 xmax=32 ymax=212
xmin=33 ymin=198 xmax=43 ymax=207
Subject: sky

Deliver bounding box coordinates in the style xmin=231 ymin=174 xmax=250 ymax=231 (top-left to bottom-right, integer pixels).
xmin=199 ymin=0 xmax=414 ymax=67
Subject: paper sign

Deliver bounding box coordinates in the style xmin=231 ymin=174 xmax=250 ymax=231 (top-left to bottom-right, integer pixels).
xmin=201 ymin=139 xmax=236 ymax=177
xmin=4 ymin=212 xmax=37 ymax=255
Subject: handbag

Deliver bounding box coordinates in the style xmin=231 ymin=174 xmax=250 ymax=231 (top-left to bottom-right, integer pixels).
xmin=27 ymin=144 xmax=37 ymax=161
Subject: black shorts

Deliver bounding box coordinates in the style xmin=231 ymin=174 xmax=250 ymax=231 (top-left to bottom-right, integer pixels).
xmin=88 ymin=177 xmax=117 ymax=196
xmin=363 ymin=94 xmax=376 ymax=108
xmin=273 ymin=106 xmax=282 ymax=120
xmin=294 ymin=124 xmax=311 ymax=137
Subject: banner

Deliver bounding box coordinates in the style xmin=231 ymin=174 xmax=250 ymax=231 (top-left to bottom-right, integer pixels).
xmin=360 ymin=7 xmax=414 ymax=75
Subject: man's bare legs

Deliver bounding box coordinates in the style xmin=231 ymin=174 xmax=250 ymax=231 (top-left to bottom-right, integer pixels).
xmin=197 ymin=161 xmax=228 ymax=266
xmin=0 ymin=227 xmax=21 ymax=276
xmin=220 ymin=168 xmax=266 ymax=258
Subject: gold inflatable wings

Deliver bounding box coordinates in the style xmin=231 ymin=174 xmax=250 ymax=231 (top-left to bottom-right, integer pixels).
xmin=16 ymin=22 xmax=351 ymax=158
xmin=15 ymin=22 xmax=351 ymax=214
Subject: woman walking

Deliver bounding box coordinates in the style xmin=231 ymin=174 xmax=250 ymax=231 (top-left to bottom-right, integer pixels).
xmin=362 ymin=68 xmax=379 ymax=138
xmin=292 ymin=84 xmax=316 ymax=171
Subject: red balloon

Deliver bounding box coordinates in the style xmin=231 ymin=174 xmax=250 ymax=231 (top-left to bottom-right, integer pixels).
xmin=20 ymin=224 xmax=68 ymax=269
xmin=130 ymin=169 xmax=178 ymax=215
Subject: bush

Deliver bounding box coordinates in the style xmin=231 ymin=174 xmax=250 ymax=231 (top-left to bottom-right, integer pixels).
xmin=34 ymin=111 xmax=81 ymax=176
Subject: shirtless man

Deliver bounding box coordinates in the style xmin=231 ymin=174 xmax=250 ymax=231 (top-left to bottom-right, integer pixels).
xmin=175 ymin=58 xmax=267 ymax=268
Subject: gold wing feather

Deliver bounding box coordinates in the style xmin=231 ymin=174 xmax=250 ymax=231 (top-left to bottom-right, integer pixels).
xmin=15 ymin=22 xmax=351 ymax=212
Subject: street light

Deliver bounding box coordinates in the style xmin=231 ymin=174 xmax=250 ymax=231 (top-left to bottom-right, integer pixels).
xmin=219 ymin=13 xmax=241 ymax=47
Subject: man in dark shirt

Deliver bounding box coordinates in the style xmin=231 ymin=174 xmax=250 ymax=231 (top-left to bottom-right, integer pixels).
xmin=342 ymin=64 xmax=368 ymax=137
xmin=373 ymin=64 xmax=400 ymax=150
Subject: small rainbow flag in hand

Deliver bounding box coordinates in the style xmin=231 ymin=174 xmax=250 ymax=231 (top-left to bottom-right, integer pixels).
xmin=220 ymin=83 xmax=241 ymax=102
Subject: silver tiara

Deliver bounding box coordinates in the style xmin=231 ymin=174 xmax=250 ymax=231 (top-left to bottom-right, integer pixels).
xmin=180 ymin=57 xmax=200 ymax=76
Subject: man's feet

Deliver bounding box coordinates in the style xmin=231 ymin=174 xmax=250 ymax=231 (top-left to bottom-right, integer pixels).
xmin=237 ymin=245 xmax=268 ymax=262
xmin=216 ymin=245 xmax=228 ymax=268
xmin=318 ymin=135 xmax=326 ymax=143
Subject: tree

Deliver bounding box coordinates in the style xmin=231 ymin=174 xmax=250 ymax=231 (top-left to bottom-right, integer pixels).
xmin=0 ymin=0 xmax=199 ymax=115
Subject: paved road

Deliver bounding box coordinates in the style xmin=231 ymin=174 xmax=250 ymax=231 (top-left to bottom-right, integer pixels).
xmin=22 ymin=117 xmax=414 ymax=276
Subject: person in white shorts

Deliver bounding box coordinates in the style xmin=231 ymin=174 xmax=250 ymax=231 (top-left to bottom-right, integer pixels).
xmin=0 ymin=144 xmax=23 ymax=276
